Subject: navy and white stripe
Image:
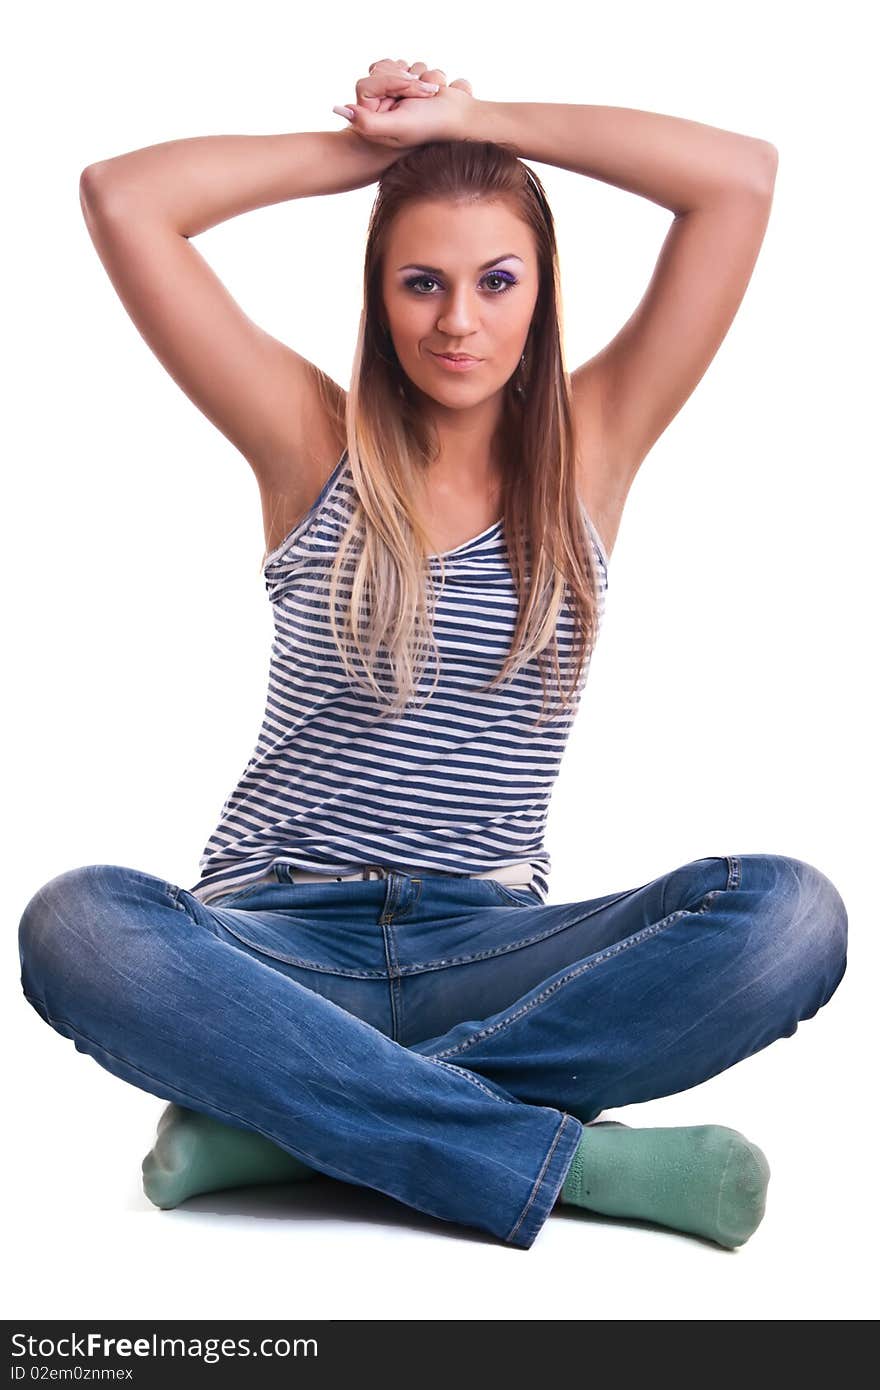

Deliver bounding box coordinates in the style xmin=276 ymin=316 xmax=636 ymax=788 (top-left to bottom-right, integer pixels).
xmin=188 ymin=449 xmax=608 ymax=905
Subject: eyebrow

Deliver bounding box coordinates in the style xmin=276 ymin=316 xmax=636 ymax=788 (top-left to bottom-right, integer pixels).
xmin=396 ymin=253 xmax=524 ymax=274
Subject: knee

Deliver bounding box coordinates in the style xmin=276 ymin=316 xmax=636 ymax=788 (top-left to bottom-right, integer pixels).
xmin=18 ymin=864 xmax=165 ymax=1017
xmin=739 ymin=853 xmax=848 ymax=1008
xmin=19 ymin=865 xmax=107 ymax=1010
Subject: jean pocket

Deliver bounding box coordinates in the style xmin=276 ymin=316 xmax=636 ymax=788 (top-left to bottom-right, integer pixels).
xmin=658 ymin=855 xmax=738 ymax=918
xmin=209 ymin=881 xmax=279 ymax=908
xmin=487 ymin=880 xmax=542 ymax=907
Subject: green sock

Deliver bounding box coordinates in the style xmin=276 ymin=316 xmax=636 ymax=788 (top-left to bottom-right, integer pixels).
xmin=142 ymin=1103 xmax=317 ymax=1209
xmin=559 ymin=1120 xmax=771 ymax=1248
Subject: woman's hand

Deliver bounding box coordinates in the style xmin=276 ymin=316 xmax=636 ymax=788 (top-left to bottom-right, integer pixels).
xmin=332 ymin=58 xmax=475 ymax=148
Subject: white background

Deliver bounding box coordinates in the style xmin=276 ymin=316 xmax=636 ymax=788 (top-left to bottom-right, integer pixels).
xmin=6 ymin=0 xmax=876 ymax=1321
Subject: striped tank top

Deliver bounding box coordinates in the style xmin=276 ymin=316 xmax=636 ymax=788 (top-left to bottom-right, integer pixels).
xmin=187 ymin=448 xmax=608 ymax=905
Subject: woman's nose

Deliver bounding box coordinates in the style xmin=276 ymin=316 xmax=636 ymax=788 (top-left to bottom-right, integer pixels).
xmin=437 ymin=296 xmax=481 ymax=334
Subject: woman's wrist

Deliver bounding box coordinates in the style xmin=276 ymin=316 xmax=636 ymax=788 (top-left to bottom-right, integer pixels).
xmin=460 ymin=100 xmax=525 ymax=155
xmin=332 ymin=126 xmax=410 ymax=184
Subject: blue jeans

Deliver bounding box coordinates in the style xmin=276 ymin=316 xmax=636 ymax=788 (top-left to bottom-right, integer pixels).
xmin=18 ymin=852 xmax=847 ymax=1249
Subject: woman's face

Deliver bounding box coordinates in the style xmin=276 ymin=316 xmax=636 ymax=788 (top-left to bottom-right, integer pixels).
xmin=381 ymin=198 xmax=539 ymax=412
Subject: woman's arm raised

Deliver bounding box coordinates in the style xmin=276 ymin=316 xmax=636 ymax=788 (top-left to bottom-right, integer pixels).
xmin=79 ymin=128 xmax=400 ymax=525
xmin=461 ymin=102 xmax=777 ymax=558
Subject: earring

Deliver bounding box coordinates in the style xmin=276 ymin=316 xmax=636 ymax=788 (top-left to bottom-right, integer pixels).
xmin=514 ymin=351 xmax=527 ymax=400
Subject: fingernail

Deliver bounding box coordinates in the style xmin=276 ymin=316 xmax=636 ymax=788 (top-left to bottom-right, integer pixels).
xmin=418 ymin=82 xmax=440 ymax=92
xmin=332 ymin=105 xmax=355 ymax=121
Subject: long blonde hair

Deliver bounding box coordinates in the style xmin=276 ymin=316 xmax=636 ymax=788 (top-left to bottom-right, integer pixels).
xmin=313 ymin=139 xmax=603 ymax=728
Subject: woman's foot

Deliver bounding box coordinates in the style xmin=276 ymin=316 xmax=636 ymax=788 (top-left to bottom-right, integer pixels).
xmin=557 ymin=1120 xmax=771 ymax=1248
xmin=142 ymin=1103 xmax=317 ymax=1209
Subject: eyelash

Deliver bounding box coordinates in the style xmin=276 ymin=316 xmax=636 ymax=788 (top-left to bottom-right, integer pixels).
xmin=403 ymin=270 xmax=518 ymax=296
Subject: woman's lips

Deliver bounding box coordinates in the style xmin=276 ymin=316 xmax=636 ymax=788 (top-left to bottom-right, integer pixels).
xmin=431 ymin=353 xmax=482 ymax=372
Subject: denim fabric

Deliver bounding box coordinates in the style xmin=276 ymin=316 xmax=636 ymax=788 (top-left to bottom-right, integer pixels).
xmin=18 ymin=852 xmax=847 ymax=1249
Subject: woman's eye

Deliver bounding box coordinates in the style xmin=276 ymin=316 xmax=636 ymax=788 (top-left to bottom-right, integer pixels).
xmin=483 ymin=271 xmax=516 ymax=293
xmin=404 ymin=271 xmax=517 ymax=295
xmin=406 ymin=275 xmax=439 ymax=294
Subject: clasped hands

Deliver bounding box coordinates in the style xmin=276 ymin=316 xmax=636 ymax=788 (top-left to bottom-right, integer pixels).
xmin=332 ymin=57 xmax=476 ymax=148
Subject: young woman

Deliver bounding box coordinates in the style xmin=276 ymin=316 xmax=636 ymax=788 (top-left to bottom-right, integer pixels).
xmin=18 ymin=59 xmax=847 ymax=1252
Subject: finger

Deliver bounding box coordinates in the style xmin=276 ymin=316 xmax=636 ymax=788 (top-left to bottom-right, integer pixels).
xmin=355 ymin=61 xmax=411 ymax=109
xmin=449 ymin=78 xmax=473 ymax=95
xmin=355 ymin=71 xmax=439 ymax=102
xmin=361 ymin=58 xmax=436 ymax=90
xmin=370 ymin=58 xmax=420 ymax=79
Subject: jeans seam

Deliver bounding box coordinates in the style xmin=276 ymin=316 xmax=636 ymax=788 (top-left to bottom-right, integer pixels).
xmin=379 ymin=874 xmax=403 ymax=925
xmin=421 ymin=906 xmax=702 ymax=1061
xmin=401 ymin=887 xmax=647 ymax=974
xmin=382 ymin=922 xmax=403 ymax=1043
xmin=211 ymin=913 xmax=391 ymax=980
xmin=189 ymin=885 xmax=652 ymax=977
xmin=423 ymin=1056 xmax=516 ymax=1103
xmin=505 ymin=1113 xmax=570 ymax=1245
xmin=208 ymin=894 xmax=645 ymax=979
